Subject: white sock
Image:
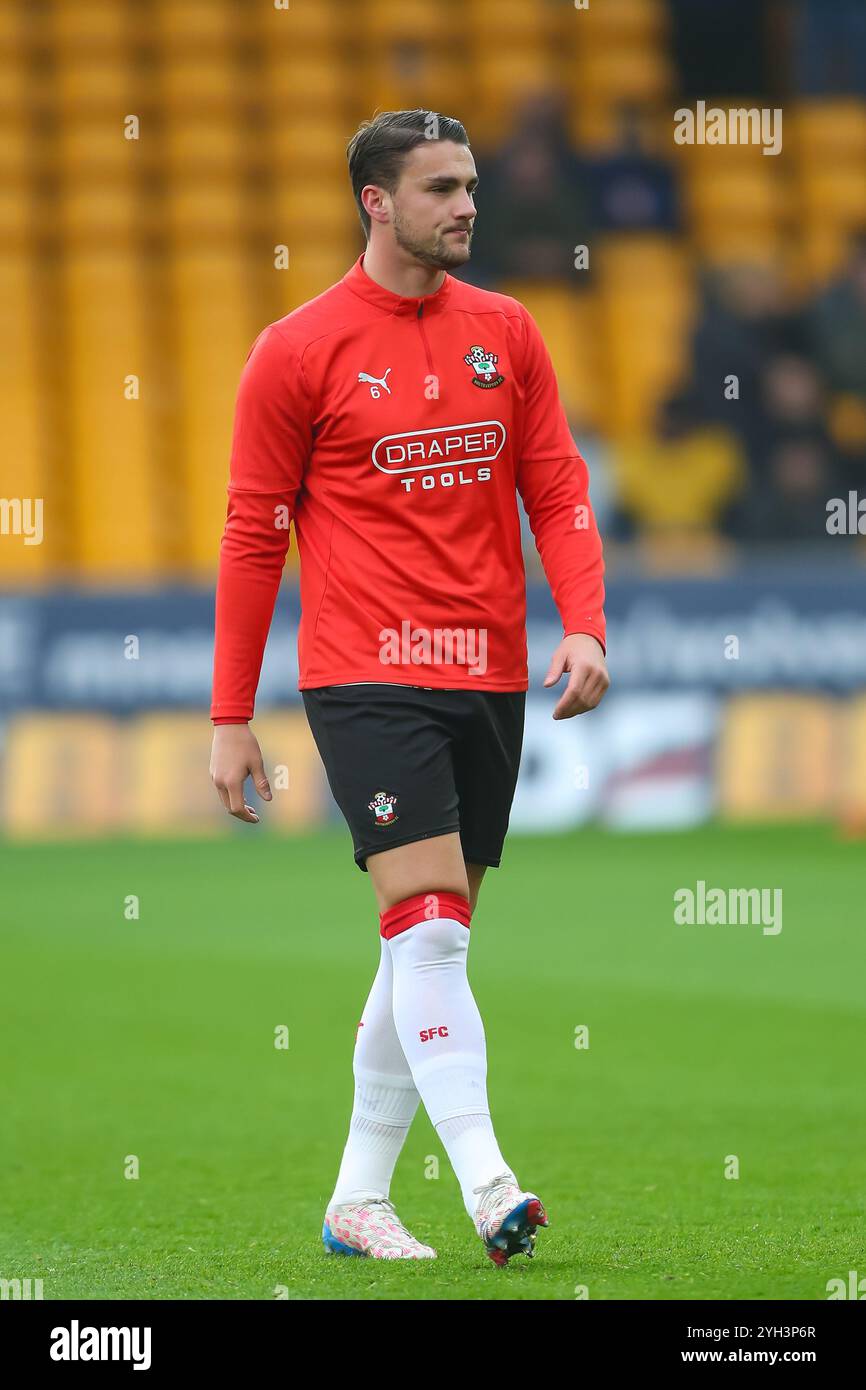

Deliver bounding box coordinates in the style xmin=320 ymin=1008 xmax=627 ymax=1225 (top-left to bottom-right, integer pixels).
xmin=437 ymin=1112 xmax=516 ymax=1219
xmin=383 ymin=892 xmax=517 ymax=1220
xmin=328 ymin=937 xmax=420 ymax=1206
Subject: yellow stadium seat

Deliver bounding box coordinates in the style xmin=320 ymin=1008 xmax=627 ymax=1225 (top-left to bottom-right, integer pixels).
xmin=60 ymin=183 xmax=139 ymax=246
xmin=166 ymin=183 xmax=245 ymax=243
xmin=595 ymin=234 xmax=693 ymax=289
xmin=500 ymin=281 xmax=602 ymax=427
xmin=695 ymin=226 xmax=783 ymax=267
xmin=597 ymin=266 xmax=695 ymax=435
xmin=48 ymin=0 xmax=130 ymax=53
xmin=0 ymin=3 xmax=24 ymax=53
xmin=54 ymin=58 xmax=133 ymax=112
xmin=571 ymin=48 xmax=674 ymax=104
xmin=800 ymin=168 xmax=866 ymax=224
xmin=273 ymin=245 xmax=366 ymax=316
xmin=0 ymin=182 xmax=31 ymax=243
xmin=173 ymin=247 xmax=258 ymax=574
xmin=688 ymin=170 xmax=784 ymax=229
xmin=162 ymin=117 xmax=247 ymax=175
xmin=0 ymin=56 xmax=26 ymax=120
xmin=274 ymin=181 xmax=354 ymax=238
xmin=153 ymin=0 xmax=237 ymax=52
xmin=257 ymin=0 xmax=342 ymax=51
xmin=56 ymin=115 xmax=141 ymax=174
xmin=64 ymin=249 xmax=164 ymax=579
xmin=465 ymin=0 xmax=557 ymax=46
xmin=604 ymin=280 xmax=694 ymax=334
xmin=269 ymin=117 xmax=351 ymax=178
xmin=601 ymin=295 xmax=693 ymax=435
xmin=160 ymin=56 xmax=243 ymax=115
xmin=264 ymin=54 xmax=347 ymax=115
xmin=0 ymin=249 xmax=49 ymax=582
xmin=614 ymin=426 xmax=746 ymax=529
xmin=791 ymin=100 xmax=866 ymax=165
xmin=573 ymin=0 xmax=669 ymax=45
xmin=363 ymin=0 xmax=456 ymax=45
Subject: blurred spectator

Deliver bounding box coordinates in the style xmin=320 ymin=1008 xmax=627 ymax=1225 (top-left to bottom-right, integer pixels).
xmin=683 ymin=265 xmax=808 ymax=458
xmin=723 ymin=360 xmax=844 ymax=542
xmin=586 ymin=105 xmax=680 ymax=235
xmin=761 ymin=355 xmax=826 ymax=431
xmin=468 ymin=89 xmax=590 ymax=283
xmin=734 ymin=433 xmax=843 ymax=542
xmin=745 ymin=353 xmax=831 ymax=474
xmin=793 ymin=0 xmax=866 ymax=96
xmin=492 ymin=88 xmax=584 ymax=186
xmin=809 ymin=233 xmax=866 ymax=399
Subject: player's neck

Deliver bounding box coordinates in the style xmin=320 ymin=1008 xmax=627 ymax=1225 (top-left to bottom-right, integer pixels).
xmin=360 ymin=243 xmax=446 ymax=300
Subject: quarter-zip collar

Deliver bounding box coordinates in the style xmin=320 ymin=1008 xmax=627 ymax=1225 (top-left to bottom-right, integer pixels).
xmin=342 ymin=251 xmax=453 ymax=318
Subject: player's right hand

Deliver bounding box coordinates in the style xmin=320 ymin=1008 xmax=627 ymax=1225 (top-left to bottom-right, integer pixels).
xmin=209 ymin=723 xmax=272 ymax=824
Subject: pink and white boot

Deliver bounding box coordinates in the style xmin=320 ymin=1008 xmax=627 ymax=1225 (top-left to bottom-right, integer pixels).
xmin=322 ymin=1196 xmax=437 ymax=1260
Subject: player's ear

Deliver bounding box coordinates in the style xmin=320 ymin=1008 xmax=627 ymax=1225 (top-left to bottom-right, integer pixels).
xmin=362 ymin=185 xmax=389 ymax=227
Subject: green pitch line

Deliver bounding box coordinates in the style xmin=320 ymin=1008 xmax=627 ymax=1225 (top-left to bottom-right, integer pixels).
xmin=0 ymin=825 xmax=862 ymax=1301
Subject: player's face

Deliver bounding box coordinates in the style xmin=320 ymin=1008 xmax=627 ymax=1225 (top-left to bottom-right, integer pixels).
xmin=388 ymin=141 xmax=478 ymax=270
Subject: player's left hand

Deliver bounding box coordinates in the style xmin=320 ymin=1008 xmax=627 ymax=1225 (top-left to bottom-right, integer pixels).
xmin=543 ymin=633 xmax=610 ymax=719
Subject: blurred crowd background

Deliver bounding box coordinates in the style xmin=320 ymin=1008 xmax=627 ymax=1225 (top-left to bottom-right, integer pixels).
xmin=4 ymin=0 xmax=866 ymax=581
xmin=1 ymin=0 xmax=865 ymax=838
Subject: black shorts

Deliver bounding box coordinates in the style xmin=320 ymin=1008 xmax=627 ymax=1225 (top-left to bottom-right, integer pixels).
xmin=302 ymin=684 xmax=525 ymax=872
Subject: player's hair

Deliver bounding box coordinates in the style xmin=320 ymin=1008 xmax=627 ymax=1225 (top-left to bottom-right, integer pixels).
xmin=347 ymin=109 xmax=469 ymax=239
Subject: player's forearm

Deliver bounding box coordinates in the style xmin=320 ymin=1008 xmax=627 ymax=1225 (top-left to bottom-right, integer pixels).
xmin=519 ymin=454 xmax=606 ymax=652
xmin=210 ymin=488 xmax=292 ymax=722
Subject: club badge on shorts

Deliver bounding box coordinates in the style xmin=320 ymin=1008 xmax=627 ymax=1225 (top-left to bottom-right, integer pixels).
xmin=368 ymin=790 xmax=399 ymax=827
xmin=464 ymin=344 xmax=505 ymax=389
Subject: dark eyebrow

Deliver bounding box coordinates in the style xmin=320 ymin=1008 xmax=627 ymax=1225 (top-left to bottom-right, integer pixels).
xmin=423 ymin=174 xmax=479 ymax=189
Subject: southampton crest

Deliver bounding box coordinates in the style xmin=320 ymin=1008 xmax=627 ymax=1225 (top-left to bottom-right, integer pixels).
xmin=463 ymin=344 xmax=505 ymax=389
xmin=368 ymin=790 xmax=399 ymax=827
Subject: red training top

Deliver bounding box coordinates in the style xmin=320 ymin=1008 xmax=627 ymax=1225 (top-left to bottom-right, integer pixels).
xmin=211 ymin=252 xmax=605 ymax=722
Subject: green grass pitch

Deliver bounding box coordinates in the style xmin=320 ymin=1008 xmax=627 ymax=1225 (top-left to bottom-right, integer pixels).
xmin=0 ymin=824 xmax=862 ymax=1301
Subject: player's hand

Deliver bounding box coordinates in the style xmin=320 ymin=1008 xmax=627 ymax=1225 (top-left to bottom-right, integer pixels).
xmin=543 ymin=634 xmax=610 ymax=719
xmin=209 ymin=723 xmax=272 ymax=824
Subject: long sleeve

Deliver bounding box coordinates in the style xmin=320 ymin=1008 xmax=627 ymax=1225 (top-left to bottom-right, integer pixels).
xmin=210 ymin=324 xmax=313 ymax=722
xmin=515 ymin=305 xmax=606 ymax=653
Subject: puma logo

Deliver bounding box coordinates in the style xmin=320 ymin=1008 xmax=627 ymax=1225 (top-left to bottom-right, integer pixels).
xmin=358 ymin=368 xmax=392 ymax=398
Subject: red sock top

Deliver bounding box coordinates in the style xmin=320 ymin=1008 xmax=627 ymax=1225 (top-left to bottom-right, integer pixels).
xmin=380 ymin=891 xmax=471 ymax=939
